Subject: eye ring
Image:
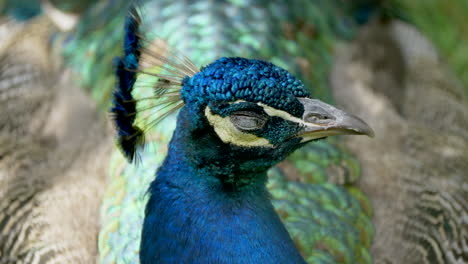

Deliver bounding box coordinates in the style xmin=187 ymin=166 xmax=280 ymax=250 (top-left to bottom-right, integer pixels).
xmin=229 ymin=111 xmax=268 ymax=131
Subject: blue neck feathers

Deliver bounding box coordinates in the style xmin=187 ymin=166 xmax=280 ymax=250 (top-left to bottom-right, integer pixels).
xmin=140 ymin=107 xmax=306 ymax=264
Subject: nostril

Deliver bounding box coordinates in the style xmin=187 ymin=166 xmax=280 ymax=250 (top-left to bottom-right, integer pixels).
xmin=304 ymin=113 xmax=333 ymax=123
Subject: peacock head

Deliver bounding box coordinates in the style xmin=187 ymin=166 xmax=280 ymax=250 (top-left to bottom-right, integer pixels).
xmin=113 ymin=10 xmax=373 ymax=179
xmin=171 ymin=57 xmax=374 ymax=174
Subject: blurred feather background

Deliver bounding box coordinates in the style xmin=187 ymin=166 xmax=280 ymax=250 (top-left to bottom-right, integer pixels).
xmin=0 ymin=0 xmax=466 ymax=263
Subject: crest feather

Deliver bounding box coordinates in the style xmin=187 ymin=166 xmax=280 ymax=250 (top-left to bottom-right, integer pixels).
xmin=111 ymin=7 xmax=199 ymax=163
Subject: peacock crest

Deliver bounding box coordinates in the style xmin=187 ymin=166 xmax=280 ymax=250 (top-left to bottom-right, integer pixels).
xmin=112 ymin=8 xmax=199 ymax=162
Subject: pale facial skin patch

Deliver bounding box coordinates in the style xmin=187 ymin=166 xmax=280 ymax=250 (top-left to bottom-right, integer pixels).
xmin=204 ymin=106 xmax=273 ymax=147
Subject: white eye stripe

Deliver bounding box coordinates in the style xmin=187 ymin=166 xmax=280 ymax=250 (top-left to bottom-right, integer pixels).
xmin=204 ymin=106 xmax=273 ymax=147
xmin=258 ymin=103 xmax=304 ymax=124
xmin=257 ymin=103 xmax=326 ymax=131
xmin=230 ymin=100 xmax=307 ymax=125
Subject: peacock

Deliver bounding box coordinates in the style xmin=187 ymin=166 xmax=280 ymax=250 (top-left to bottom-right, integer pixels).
xmin=0 ymin=0 xmax=467 ymax=263
xmin=99 ymin=2 xmax=377 ymax=263
xmin=107 ymin=7 xmax=375 ymax=263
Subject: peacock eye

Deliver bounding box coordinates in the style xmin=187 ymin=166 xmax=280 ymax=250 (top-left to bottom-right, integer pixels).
xmin=230 ymin=111 xmax=267 ymax=131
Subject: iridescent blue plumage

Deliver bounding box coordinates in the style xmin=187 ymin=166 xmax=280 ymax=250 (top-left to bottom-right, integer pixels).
xmin=141 ymin=109 xmax=306 ymax=263
xmin=183 ymin=57 xmax=309 ymax=116
xmin=136 ymin=57 xmax=321 ymax=262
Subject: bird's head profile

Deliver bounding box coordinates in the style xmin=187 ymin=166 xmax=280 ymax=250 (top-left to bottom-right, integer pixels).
xmin=112 ymin=9 xmax=373 ymax=183
xmin=175 ymin=57 xmax=374 ymax=175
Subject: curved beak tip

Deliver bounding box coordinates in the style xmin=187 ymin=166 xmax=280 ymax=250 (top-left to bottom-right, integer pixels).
xmin=356 ymin=124 xmax=375 ymax=138
xmin=347 ymin=116 xmax=375 ymax=138
xmin=335 ymin=114 xmax=375 ymax=138
xmin=366 ymin=127 xmax=375 ymax=138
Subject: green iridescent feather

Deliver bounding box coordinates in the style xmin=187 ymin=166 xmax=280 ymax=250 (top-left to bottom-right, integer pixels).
xmin=60 ymin=0 xmax=360 ymax=108
xmin=59 ymin=0 xmax=131 ymax=109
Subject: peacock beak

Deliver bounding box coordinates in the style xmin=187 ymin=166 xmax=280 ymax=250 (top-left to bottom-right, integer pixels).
xmin=296 ymin=98 xmax=374 ymax=141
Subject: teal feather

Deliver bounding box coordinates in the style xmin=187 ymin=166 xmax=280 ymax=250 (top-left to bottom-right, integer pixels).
xmin=0 ymin=0 xmax=42 ymax=20
xmin=59 ymin=0 xmax=365 ymax=108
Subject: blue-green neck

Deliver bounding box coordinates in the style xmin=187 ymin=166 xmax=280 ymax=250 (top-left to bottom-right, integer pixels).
xmin=140 ymin=107 xmax=306 ymax=263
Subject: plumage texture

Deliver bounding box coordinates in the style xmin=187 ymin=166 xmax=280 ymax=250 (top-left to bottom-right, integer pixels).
xmin=0 ymin=0 xmax=466 ymax=263
xmin=60 ymin=0 xmax=134 ymax=108
xmin=60 ymin=0 xmax=364 ymax=108
xmin=331 ymin=19 xmax=468 ymax=264
xmin=0 ymin=0 xmax=42 ymax=21
xmin=0 ymin=16 xmax=112 ymax=263
xmin=394 ymin=0 xmax=468 ymax=94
